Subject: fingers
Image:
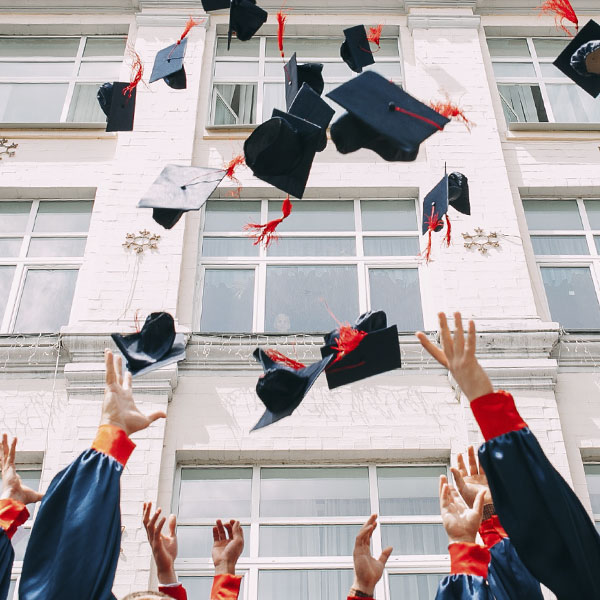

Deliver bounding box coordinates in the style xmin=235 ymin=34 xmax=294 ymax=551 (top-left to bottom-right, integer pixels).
xmin=456 ymin=453 xmax=468 ymax=478
xmin=142 ymin=501 xmax=152 ymax=528
xmin=123 ymin=371 xmax=132 ymax=391
xmin=105 ymin=349 xmax=117 ymax=386
xmin=213 ymin=525 xmax=219 ymax=542
xmin=450 ymin=467 xmax=466 ymax=496
xmin=232 ymin=520 xmax=243 ymax=542
xmin=155 ymin=515 xmax=167 ymax=539
xmin=8 ymin=438 xmax=16 ymax=466
xmin=168 ymin=514 xmax=177 ymax=537
xmin=465 ymin=320 xmax=477 ymax=357
xmin=473 ymin=489 xmax=486 ymax=519
xmin=453 ymin=312 xmax=465 ymax=355
xmin=439 ymin=313 xmax=455 ymax=362
xmin=146 ymin=411 xmax=167 ymax=425
xmin=415 ymin=332 xmax=450 ymax=369
xmin=378 ymin=546 xmax=393 ymax=566
xmin=467 ymin=446 xmax=478 ymax=476
xmin=0 ymin=434 xmax=7 ymax=466
xmin=115 ymin=354 xmax=123 ymax=387
xmin=224 ymin=521 xmax=234 ymax=540
xmin=439 ymin=475 xmax=450 ymax=510
xmin=148 ymin=507 xmax=162 ymax=535
xmin=216 ymin=519 xmax=226 ymax=541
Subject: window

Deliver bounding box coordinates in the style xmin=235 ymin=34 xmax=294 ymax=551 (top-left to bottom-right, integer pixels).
xmin=196 ymin=199 xmax=424 ymax=333
xmin=487 ymin=37 xmax=600 ymax=124
xmin=524 ymin=199 xmax=600 ymax=330
xmin=0 ymin=36 xmax=126 ymax=124
xmin=174 ymin=465 xmax=448 ymax=600
xmin=210 ymin=34 xmax=402 ymax=126
xmin=0 ymin=199 xmax=93 ymax=333
xmin=584 ymin=464 xmax=600 ymax=535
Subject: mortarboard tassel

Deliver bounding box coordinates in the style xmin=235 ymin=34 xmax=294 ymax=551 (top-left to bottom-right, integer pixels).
xmin=277 ymin=11 xmax=288 ymax=58
xmin=167 ymin=16 xmax=200 ymax=59
xmin=244 ymin=196 xmax=293 ymax=248
xmin=539 ymin=0 xmax=579 ymax=36
xmin=225 ymin=154 xmax=245 ymax=180
xmin=265 ymin=349 xmax=305 ymax=370
xmin=430 ymin=99 xmax=473 ymax=131
xmin=390 ymin=102 xmax=444 ymax=131
xmin=423 ymin=205 xmax=444 ymax=264
xmin=367 ymin=24 xmax=383 ymax=49
xmin=123 ymin=49 xmax=144 ymax=98
xmin=331 ymin=325 xmax=368 ymax=364
xmin=444 ymin=214 xmax=452 ymax=247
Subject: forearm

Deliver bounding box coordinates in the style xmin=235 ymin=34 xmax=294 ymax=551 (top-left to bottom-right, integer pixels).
xmin=211 ymin=574 xmax=243 ymax=600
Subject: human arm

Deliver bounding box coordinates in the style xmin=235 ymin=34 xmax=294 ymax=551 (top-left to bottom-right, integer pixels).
xmin=211 ymin=519 xmax=244 ymax=600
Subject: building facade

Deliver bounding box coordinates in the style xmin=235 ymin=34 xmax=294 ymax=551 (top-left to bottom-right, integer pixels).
xmin=0 ymin=0 xmax=600 ymax=598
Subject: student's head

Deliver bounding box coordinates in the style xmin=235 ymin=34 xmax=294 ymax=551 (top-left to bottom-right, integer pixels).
xmin=121 ymin=592 xmax=172 ymax=600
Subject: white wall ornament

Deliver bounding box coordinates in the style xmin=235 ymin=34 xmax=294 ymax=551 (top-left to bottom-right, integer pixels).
xmin=462 ymin=228 xmax=501 ymax=254
xmin=123 ymin=230 xmax=161 ymax=254
xmin=0 ymin=139 xmax=17 ymax=160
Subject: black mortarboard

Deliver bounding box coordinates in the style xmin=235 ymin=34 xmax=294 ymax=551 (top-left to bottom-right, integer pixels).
xmin=340 ymin=25 xmax=375 ymax=73
xmin=554 ymin=20 xmax=600 ymax=97
xmin=202 ymin=0 xmax=230 ymax=10
xmin=327 ymin=71 xmax=450 ymax=162
xmin=244 ymin=109 xmax=322 ymax=199
xmin=422 ymin=171 xmax=470 ymax=235
xmin=320 ymin=311 xmax=401 ymax=389
xmin=288 ymin=83 xmax=334 ymax=153
xmin=149 ymin=37 xmax=188 ymax=90
xmin=252 ymin=348 xmax=333 ymax=431
xmin=284 ymin=53 xmax=325 ymax=111
xmin=448 ymin=172 xmax=470 ymax=215
xmin=228 ymin=0 xmax=268 ymax=50
xmin=98 ymin=82 xmax=136 ymax=132
xmin=111 ymin=312 xmax=186 ymax=377
xmin=138 ymin=165 xmax=227 ymax=229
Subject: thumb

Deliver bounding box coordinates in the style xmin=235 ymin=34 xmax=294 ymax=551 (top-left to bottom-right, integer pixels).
xmin=146 ymin=411 xmax=167 ymax=425
xmin=378 ymin=546 xmax=393 ymax=566
xmin=33 ymin=491 xmax=44 ymax=503
xmin=168 ymin=514 xmax=177 ymax=537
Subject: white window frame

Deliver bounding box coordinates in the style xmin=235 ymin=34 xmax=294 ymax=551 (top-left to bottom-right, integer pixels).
xmin=0 ymin=199 xmax=92 ymax=333
xmin=194 ymin=198 xmax=424 ymax=333
xmin=0 ymin=35 xmax=126 ymax=124
xmin=584 ymin=462 xmax=600 ymax=530
xmin=210 ymin=34 xmax=404 ymax=127
xmin=172 ymin=463 xmax=450 ymax=600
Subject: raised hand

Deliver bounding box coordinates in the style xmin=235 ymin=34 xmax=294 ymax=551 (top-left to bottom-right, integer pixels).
xmin=439 ymin=474 xmax=485 ymax=544
xmin=0 ymin=434 xmax=44 ymax=506
xmin=212 ymin=519 xmax=244 ymax=575
xmin=416 ymin=312 xmax=494 ymax=402
xmin=451 ymin=446 xmax=493 ymax=508
xmin=351 ymin=515 xmax=393 ymax=597
xmin=143 ymin=502 xmax=178 ymax=584
xmin=100 ymin=349 xmax=166 ymax=436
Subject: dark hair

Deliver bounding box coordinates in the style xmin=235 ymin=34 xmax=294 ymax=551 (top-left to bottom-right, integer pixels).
xmin=120 ymin=592 xmax=172 ymax=600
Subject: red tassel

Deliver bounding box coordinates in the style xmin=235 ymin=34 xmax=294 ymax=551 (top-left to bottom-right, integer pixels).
xmin=122 ymin=49 xmax=143 ymax=98
xmin=367 ymin=24 xmax=383 ymax=48
xmin=393 ymin=106 xmax=443 ymax=131
xmin=277 ymin=11 xmax=288 ymax=58
xmin=331 ymin=325 xmax=368 ymax=364
xmin=266 ymin=349 xmax=305 ymax=370
xmin=423 ymin=206 xmax=444 ymax=264
xmin=178 ymin=16 xmax=199 ymax=43
xmin=539 ymin=0 xmax=579 ymax=36
xmin=244 ymin=196 xmax=292 ymax=248
xmin=430 ymin=99 xmax=473 ymax=131
xmin=225 ymin=154 xmax=245 ymax=180
xmin=444 ymin=214 xmax=452 ymax=247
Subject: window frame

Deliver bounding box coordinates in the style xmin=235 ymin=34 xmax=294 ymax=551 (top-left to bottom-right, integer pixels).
xmin=584 ymin=462 xmax=600 ymax=530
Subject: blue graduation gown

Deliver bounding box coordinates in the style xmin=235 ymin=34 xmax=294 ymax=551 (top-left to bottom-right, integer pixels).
xmin=0 ymin=499 xmax=30 ymax=600
xmin=435 ymin=543 xmax=493 ymax=600
xmin=473 ymin=391 xmax=600 ymax=599
xmin=19 ymin=425 xmax=135 ymax=600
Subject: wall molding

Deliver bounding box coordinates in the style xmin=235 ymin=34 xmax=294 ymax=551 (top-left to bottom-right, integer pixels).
xmin=408 ymin=14 xmax=481 ymax=31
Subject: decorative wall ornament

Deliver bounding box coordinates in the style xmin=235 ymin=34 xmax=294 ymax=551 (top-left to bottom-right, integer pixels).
xmin=123 ymin=229 xmax=160 ymax=254
xmin=462 ymin=228 xmax=500 ymax=254
xmin=0 ymin=138 xmax=17 ymax=160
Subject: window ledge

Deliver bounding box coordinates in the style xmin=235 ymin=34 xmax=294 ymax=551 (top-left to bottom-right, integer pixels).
xmin=0 ymin=122 xmax=107 ymax=130
xmin=204 ymin=124 xmax=256 ymax=139
xmin=0 ymin=123 xmax=115 ymax=140
xmin=508 ymin=122 xmax=600 ymax=132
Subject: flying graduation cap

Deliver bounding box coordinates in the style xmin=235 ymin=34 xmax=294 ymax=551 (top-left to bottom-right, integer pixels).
xmin=138 ymin=165 xmax=227 ymax=229
xmin=228 ymin=0 xmax=268 ymax=50
xmin=327 ymin=71 xmax=450 ymax=162
xmin=251 ymin=348 xmax=333 ymax=431
xmin=554 ymin=20 xmax=600 ymax=98
xmin=340 ymin=25 xmax=375 ymax=73
xmin=201 ymin=0 xmax=230 ymax=10
xmin=111 ymin=312 xmax=186 ymax=377
xmin=284 ymin=53 xmax=325 ymax=111
xmin=289 ymin=83 xmax=334 ymax=152
xmin=320 ymin=311 xmax=401 ymax=389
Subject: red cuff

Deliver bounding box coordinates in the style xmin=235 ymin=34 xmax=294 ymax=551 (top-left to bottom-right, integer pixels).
xmin=158 ymin=584 xmax=187 ymax=600
xmin=211 ymin=574 xmax=242 ymax=600
xmin=449 ymin=542 xmax=490 ymax=578
xmin=0 ymin=499 xmax=29 ymax=540
xmin=470 ymin=391 xmax=528 ymax=441
xmin=479 ymin=515 xmax=508 ymax=549
xmin=91 ymin=424 xmax=135 ymax=467
xmin=348 ymin=597 xmax=374 ymax=600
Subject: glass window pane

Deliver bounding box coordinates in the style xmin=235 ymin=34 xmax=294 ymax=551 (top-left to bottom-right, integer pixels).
xmin=523 ymin=200 xmax=582 ymax=230
xmin=0 ymin=238 xmax=22 ymax=257
xmin=547 ymin=84 xmax=600 ymax=123
xmin=594 ymin=237 xmax=600 ymax=254
xmin=268 ymin=201 xmax=354 ymax=232
xmin=17 ymin=469 xmax=40 ymax=517
xmin=0 ymin=83 xmax=68 ymax=123
xmin=0 ymin=37 xmax=79 ymax=58
xmin=541 ymin=266 xmax=600 ymax=329
xmin=321 ymin=62 xmax=354 ymax=78
xmin=369 ymin=268 xmax=423 ymax=332
xmin=67 ymin=84 xmax=107 ymax=122
xmin=260 ymin=525 xmax=360 ymax=556
xmin=492 ymin=62 xmax=536 ymax=77
xmin=265 ymin=265 xmax=358 ymax=333
xmin=264 ymin=62 xmax=285 ymax=77
xmin=34 ymin=201 xmax=93 ymax=232
xmin=585 ymin=201 xmax=600 ymax=229
xmin=584 ymin=465 xmax=600 ymax=513
xmin=83 ymin=37 xmax=127 ymax=57
xmin=7 ymin=580 xmax=15 ymax=600
xmin=530 ymin=235 xmax=589 ymax=255
xmin=78 ymin=61 xmax=121 ymax=78
xmin=217 ymin=36 xmax=260 ymax=57
xmin=487 ymin=38 xmax=531 ymax=58
xmin=375 ymin=39 xmax=400 ymax=57
xmin=27 ymin=237 xmax=87 ymax=257
xmin=178 ymin=525 xmax=250 ymax=557
xmin=0 ymin=62 xmax=75 ymax=77
xmin=0 ymin=202 xmax=31 ymax=233
xmin=267 ymin=237 xmax=355 ymax=257
xmin=178 ymin=468 xmax=252 ymax=519
xmin=214 ymin=61 xmax=259 ymax=78
xmin=539 ymin=63 xmax=568 ymax=78
xmin=213 ymin=84 xmax=257 ymax=125
xmin=389 ymin=574 xmax=446 ymax=600
xmin=378 ymin=466 xmax=446 ymax=515
xmin=202 ymin=237 xmax=259 ymax=257
xmin=262 ymin=82 xmax=286 ymax=121
xmin=533 ymin=38 xmax=569 ymax=58
xmin=361 ymin=200 xmax=417 ymax=231
xmin=13 ymin=527 xmax=31 ymax=561
xmin=381 ymin=523 xmax=447 ymax=554
xmin=200 ymin=269 xmax=255 ymax=333
xmin=14 ymin=269 xmax=78 ymax=333
xmin=266 ymin=38 xmax=342 ymax=58
xmin=0 ymin=266 xmax=15 ymax=323
xmin=260 ymin=467 xmax=369 ymax=517
xmin=259 ymin=570 xmax=353 ymax=600
xmin=497 ymin=84 xmax=548 ymax=123
xmin=364 ymin=236 xmax=419 ymax=256
xmin=179 ymin=577 xmax=234 ymax=600
xmin=363 ymin=62 xmax=403 ymax=79
xmin=204 ymin=201 xmax=261 ymax=232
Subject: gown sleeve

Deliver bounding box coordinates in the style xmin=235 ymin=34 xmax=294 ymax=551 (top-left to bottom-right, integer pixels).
xmin=18 ymin=424 xmax=135 ymax=600
xmin=158 ymin=583 xmax=188 ymax=600
xmin=472 ymin=391 xmax=600 ymax=599
xmin=210 ymin=574 xmax=242 ymax=600
xmin=435 ymin=543 xmax=493 ymax=600
xmin=0 ymin=499 xmax=29 ymax=600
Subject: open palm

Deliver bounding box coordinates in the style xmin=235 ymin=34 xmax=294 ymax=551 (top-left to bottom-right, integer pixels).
xmin=440 ymin=475 xmax=485 ymax=544
xmin=451 ymin=446 xmax=493 ymax=507
xmin=212 ymin=520 xmax=244 ymax=575
xmin=1 ymin=434 xmax=43 ymax=505
xmin=143 ymin=502 xmax=178 ymax=583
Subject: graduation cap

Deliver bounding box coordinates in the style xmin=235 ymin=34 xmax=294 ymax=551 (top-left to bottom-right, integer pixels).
xmin=340 ymin=25 xmax=375 ymax=73
xmin=554 ymin=20 xmax=600 ymax=98
xmin=327 ymin=71 xmax=450 ymax=162
xmin=228 ymin=0 xmax=268 ymax=50
xmin=320 ymin=311 xmax=401 ymax=389
xmin=244 ymin=108 xmax=322 ymax=199
xmin=251 ymin=348 xmax=333 ymax=431
xmin=138 ymin=165 xmax=227 ymax=229
xmin=111 ymin=312 xmax=186 ymax=377
xmin=97 ymin=82 xmax=137 ymax=132
xmin=149 ymin=37 xmax=188 ymax=90
xmin=284 ymin=53 xmax=325 ymax=111
xmin=202 ymin=0 xmax=230 ymax=9
xmin=289 ymin=83 xmax=334 ymax=153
